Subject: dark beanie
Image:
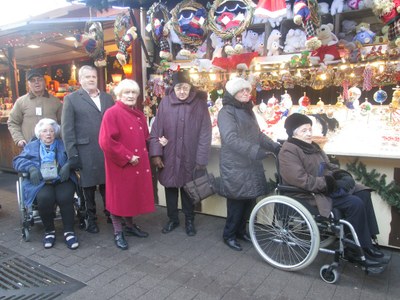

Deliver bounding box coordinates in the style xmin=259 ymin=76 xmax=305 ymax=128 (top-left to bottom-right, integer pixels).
xmin=172 ymin=71 xmax=191 ymax=86
xmin=27 ymin=69 xmax=43 ymax=80
xmin=284 ymin=113 xmax=313 ymax=137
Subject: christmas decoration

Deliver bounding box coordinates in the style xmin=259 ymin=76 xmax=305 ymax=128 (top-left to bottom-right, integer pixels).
xmin=347 ymin=159 xmax=400 ymax=212
xmin=298 ymin=92 xmax=311 ymax=107
xmin=74 ymin=22 xmax=106 ymax=67
xmin=373 ymin=87 xmax=388 ymax=104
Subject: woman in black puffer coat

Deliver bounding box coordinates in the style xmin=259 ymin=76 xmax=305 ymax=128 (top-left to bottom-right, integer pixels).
xmin=218 ymin=77 xmax=281 ymax=251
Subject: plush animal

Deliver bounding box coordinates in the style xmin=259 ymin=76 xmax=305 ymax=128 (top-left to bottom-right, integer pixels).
xmin=255 ymin=0 xmax=288 ymax=27
xmin=337 ymin=19 xmax=357 ymax=42
xmin=193 ymin=59 xmax=213 ymax=72
xmin=154 ymin=19 xmax=172 ymax=61
xmin=330 ymin=0 xmax=345 ymax=14
xmin=374 ymin=25 xmax=389 ymax=43
xmin=267 ymin=41 xmax=282 ymax=56
xmin=283 ymin=29 xmax=298 ymax=53
xmin=293 ymin=0 xmax=322 ymax=50
xmin=254 ymin=33 xmax=266 ymax=55
xmin=353 ymin=30 xmax=376 ymax=44
xmin=242 ymin=30 xmax=259 ymax=52
xmin=266 ymin=29 xmax=282 ymax=50
xmin=371 ymin=0 xmax=400 ymax=46
xmin=318 ymin=2 xmax=330 ymax=14
xmin=310 ymin=23 xmax=341 ymax=65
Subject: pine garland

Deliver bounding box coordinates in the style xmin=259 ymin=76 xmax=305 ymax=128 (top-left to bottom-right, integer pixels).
xmin=346 ymin=159 xmax=400 ymax=212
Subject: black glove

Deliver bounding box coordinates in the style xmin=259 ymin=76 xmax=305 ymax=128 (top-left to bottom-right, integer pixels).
xmin=68 ymin=155 xmax=82 ymax=169
xmin=255 ymin=149 xmax=269 ymax=160
xmin=59 ymin=163 xmax=71 ymax=182
xmin=324 ymin=175 xmax=337 ymax=194
xmin=273 ymin=143 xmax=282 ymax=155
xmin=29 ymin=166 xmax=42 ymax=185
xmin=336 ymin=176 xmax=355 ymax=192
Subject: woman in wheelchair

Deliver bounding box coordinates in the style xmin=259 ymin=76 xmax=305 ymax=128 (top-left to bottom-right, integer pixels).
xmin=278 ymin=113 xmax=389 ymax=266
xmin=13 ymin=118 xmax=79 ymax=250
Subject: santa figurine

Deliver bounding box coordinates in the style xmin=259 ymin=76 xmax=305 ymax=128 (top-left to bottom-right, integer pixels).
xmin=255 ymin=0 xmax=289 ymax=27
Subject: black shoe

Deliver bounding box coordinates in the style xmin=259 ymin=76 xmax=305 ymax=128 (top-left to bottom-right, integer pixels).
xmin=106 ymin=216 xmax=112 ymax=224
xmin=86 ymin=221 xmax=99 ymax=234
xmin=224 ymin=238 xmax=242 ymax=251
xmin=114 ymin=232 xmax=128 ymax=250
xmin=364 ymin=247 xmax=391 ymax=264
xmin=185 ymin=220 xmax=197 ymax=236
xmin=344 ymin=249 xmax=382 ymax=267
xmin=162 ymin=221 xmax=179 ymax=234
xmin=125 ymin=224 xmax=149 ymax=238
xmin=237 ymin=233 xmax=252 ymax=243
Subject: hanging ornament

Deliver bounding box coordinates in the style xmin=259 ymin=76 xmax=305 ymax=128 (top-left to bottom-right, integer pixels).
xmin=335 ymin=94 xmax=344 ymax=108
xmin=347 ymin=86 xmax=361 ymax=109
xmin=362 ymin=65 xmax=372 ymax=91
xmin=280 ymin=91 xmax=293 ymax=110
xmin=359 ymin=98 xmax=372 ymax=116
xmin=258 ymin=99 xmax=267 ymax=113
xmin=298 ymin=92 xmax=310 ymax=107
xmin=373 ymin=87 xmax=388 ymax=104
xmin=267 ymin=94 xmax=279 ymax=107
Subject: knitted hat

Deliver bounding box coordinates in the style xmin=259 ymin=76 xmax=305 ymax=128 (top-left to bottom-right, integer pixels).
xmin=27 ymin=69 xmax=43 ymax=81
xmin=284 ymin=113 xmax=313 ymax=137
xmin=172 ymin=71 xmax=191 ymax=86
xmin=225 ymin=77 xmax=252 ymax=96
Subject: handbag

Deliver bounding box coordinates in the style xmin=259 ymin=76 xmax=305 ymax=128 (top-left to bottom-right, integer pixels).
xmin=40 ymin=161 xmax=58 ymax=181
xmin=183 ymin=169 xmax=216 ymax=204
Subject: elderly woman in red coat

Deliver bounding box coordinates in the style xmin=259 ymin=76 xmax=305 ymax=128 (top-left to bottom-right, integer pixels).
xmin=99 ymin=79 xmax=155 ymax=250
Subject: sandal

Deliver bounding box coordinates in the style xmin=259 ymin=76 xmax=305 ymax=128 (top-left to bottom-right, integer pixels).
xmin=43 ymin=231 xmax=56 ymax=249
xmin=64 ymin=232 xmax=79 ymax=250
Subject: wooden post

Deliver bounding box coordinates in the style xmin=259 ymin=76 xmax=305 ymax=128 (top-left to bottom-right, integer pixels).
xmin=7 ymin=47 xmax=19 ymax=101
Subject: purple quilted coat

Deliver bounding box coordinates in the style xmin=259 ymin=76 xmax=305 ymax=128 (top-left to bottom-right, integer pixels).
xmin=149 ymin=87 xmax=212 ymax=187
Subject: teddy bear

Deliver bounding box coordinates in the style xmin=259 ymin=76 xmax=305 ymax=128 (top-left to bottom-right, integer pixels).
xmin=242 ymin=30 xmax=259 ymax=52
xmin=293 ymin=0 xmax=322 ymax=50
xmin=254 ymin=33 xmax=266 ymax=55
xmin=267 ymin=41 xmax=282 ymax=56
xmin=374 ymin=25 xmax=389 ymax=43
xmin=266 ymin=29 xmax=282 ymax=51
xmin=310 ymin=23 xmax=341 ymax=65
xmin=153 ymin=19 xmax=172 ymax=61
xmin=210 ymin=33 xmax=224 ymax=59
xmin=337 ymin=19 xmax=357 ymax=42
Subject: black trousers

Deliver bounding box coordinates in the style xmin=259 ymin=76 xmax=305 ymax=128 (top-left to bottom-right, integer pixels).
xmin=223 ymin=198 xmax=256 ymax=240
xmin=82 ymin=184 xmax=107 ymax=222
xmin=332 ymin=193 xmax=374 ymax=248
xmin=36 ymin=180 xmax=75 ymax=233
xmin=353 ymin=190 xmax=380 ymax=237
xmin=164 ymin=187 xmax=194 ymax=223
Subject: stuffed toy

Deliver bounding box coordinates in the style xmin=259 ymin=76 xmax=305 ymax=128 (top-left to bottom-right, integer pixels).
xmin=266 ymin=29 xmax=282 ymax=50
xmin=371 ymin=0 xmax=400 ymax=46
xmin=337 ymin=19 xmax=357 ymax=42
xmin=255 ymin=33 xmax=266 ymax=55
xmin=293 ymin=0 xmax=322 ymax=50
xmin=330 ymin=0 xmax=345 ymax=14
xmin=283 ymin=29 xmax=298 ymax=53
xmin=154 ymin=19 xmax=172 ymax=61
xmin=116 ymin=26 xmax=138 ymax=66
xmin=318 ymin=2 xmax=330 ymax=14
xmin=374 ymin=25 xmax=389 ymax=43
xmin=267 ymin=41 xmax=283 ymax=56
xmin=310 ymin=23 xmax=341 ymax=65
xmin=352 ymin=22 xmax=376 ymax=44
xmin=242 ymin=30 xmax=260 ymax=52
xmin=210 ymin=33 xmax=224 ymax=59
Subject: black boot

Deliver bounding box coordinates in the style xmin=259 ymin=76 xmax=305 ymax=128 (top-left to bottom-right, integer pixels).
xmin=185 ymin=219 xmax=196 ymax=236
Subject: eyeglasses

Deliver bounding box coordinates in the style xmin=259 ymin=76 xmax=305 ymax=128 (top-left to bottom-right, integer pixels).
xmin=237 ymin=88 xmax=251 ymax=94
xmin=174 ymin=85 xmax=191 ymax=92
xmin=28 ymin=77 xmax=44 ymax=83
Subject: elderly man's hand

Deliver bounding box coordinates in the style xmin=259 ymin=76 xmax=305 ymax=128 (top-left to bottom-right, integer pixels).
xmin=17 ymin=140 xmax=27 ymax=148
xmin=151 ymin=156 xmax=164 ymax=169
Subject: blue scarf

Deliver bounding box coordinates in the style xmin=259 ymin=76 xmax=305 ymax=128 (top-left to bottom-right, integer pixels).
xmin=39 ymin=139 xmax=58 ymax=164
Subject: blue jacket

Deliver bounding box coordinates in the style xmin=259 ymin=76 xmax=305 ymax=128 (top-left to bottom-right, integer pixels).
xmin=13 ymin=138 xmax=76 ymax=207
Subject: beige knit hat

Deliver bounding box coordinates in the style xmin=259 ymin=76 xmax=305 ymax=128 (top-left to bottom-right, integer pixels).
xmin=225 ymin=77 xmax=252 ymax=96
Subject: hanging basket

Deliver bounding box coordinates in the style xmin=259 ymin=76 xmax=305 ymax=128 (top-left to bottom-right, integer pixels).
xmin=170 ymin=0 xmax=208 ymax=47
xmin=208 ymin=0 xmax=254 ymax=41
xmin=147 ymin=2 xmax=171 ymax=46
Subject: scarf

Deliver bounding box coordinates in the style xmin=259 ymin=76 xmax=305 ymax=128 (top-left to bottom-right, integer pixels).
xmin=39 ymin=139 xmax=58 ymax=164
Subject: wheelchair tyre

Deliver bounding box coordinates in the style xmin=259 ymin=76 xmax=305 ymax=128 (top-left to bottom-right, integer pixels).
xmin=249 ymin=195 xmax=320 ymax=271
xmin=320 ymin=264 xmax=339 ymax=284
xmin=22 ymin=227 xmax=30 ymax=242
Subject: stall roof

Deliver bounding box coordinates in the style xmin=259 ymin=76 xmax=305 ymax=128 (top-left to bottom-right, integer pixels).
xmin=0 ymin=4 xmax=121 ymax=72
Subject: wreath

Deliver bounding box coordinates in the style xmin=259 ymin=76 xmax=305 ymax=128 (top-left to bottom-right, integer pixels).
xmin=170 ymin=0 xmax=208 ymax=55
xmin=74 ymin=22 xmax=106 ymax=67
xmin=147 ymin=2 xmax=170 ymax=46
xmin=208 ymin=0 xmax=254 ymax=41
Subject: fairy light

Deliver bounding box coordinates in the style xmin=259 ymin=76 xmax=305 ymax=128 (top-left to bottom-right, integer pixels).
xmin=320 ymin=73 xmax=327 ymax=80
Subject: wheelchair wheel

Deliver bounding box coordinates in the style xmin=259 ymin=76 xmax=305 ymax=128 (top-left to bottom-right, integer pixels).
xmin=249 ymin=195 xmax=320 ymax=271
xmin=22 ymin=227 xmax=30 ymax=242
xmin=320 ymin=264 xmax=339 ymax=284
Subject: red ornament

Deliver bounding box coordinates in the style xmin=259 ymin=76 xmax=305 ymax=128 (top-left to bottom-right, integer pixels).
xmin=298 ymin=92 xmax=310 ymax=107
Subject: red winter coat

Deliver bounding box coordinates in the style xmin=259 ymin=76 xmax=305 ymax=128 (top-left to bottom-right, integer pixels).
xmin=99 ymin=101 xmax=155 ymax=217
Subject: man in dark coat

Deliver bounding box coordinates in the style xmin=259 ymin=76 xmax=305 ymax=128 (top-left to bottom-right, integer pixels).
xmin=218 ymin=77 xmax=281 ymax=251
xmin=149 ymin=71 xmax=211 ymax=236
xmin=61 ymin=65 xmax=114 ymax=233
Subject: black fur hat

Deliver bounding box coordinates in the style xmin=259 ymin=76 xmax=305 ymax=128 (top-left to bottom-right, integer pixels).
xmin=172 ymin=71 xmax=191 ymax=86
xmin=284 ymin=113 xmax=313 ymax=137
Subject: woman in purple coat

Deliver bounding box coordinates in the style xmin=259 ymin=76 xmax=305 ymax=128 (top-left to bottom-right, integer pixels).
xmin=149 ymin=71 xmax=212 ymax=236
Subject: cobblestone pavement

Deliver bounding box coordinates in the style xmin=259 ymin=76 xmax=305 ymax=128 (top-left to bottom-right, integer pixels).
xmin=0 ymin=171 xmax=399 ymax=300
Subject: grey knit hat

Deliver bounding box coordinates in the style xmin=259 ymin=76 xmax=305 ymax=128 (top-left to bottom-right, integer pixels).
xmin=225 ymin=77 xmax=252 ymax=96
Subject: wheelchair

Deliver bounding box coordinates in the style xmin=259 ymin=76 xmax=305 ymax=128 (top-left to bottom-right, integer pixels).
xmin=16 ymin=173 xmax=86 ymax=242
xmin=248 ymin=155 xmax=387 ymax=284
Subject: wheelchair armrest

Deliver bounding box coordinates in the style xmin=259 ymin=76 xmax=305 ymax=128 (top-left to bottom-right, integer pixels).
xmin=277 ymin=184 xmax=311 ymax=194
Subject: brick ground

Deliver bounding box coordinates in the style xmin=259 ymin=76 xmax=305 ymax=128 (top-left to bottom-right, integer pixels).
xmin=0 ymin=171 xmax=399 ymax=300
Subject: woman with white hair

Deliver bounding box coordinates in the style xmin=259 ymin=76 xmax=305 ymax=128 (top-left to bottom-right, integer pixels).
xmin=13 ymin=118 xmax=78 ymax=250
xmin=99 ymin=79 xmax=155 ymax=250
